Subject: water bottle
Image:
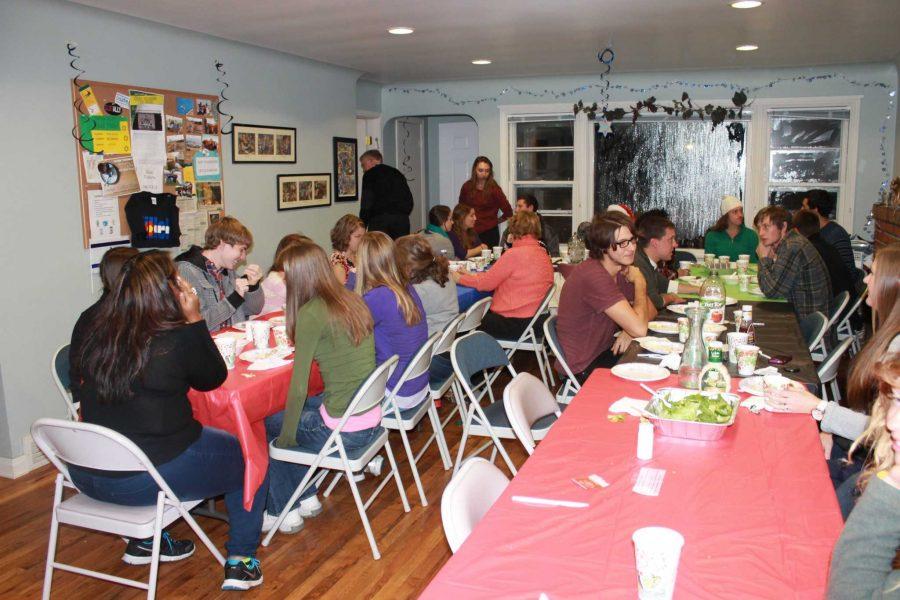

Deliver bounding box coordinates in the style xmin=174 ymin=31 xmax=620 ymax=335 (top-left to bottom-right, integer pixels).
xmin=700 ymin=269 xmax=726 ymax=325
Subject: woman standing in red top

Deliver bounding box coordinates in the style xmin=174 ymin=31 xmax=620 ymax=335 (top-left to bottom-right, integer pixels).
xmin=458 ymin=156 xmax=513 ymax=248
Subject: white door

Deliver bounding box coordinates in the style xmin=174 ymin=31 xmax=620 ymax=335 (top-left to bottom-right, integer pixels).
xmin=395 ymin=117 xmax=425 ymax=233
xmin=356 ymin=116 xmax=381 ymax=199
xmin=438 ymin=120 xmax=479 ymax=207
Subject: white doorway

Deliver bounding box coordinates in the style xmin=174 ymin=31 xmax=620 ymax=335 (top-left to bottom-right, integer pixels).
xmin=438 ymin=120 xmax=479 ymax=207
xmin=356 ymin=114 xmax=381 ymax=199
xmin=394 ymin=117 xmax=426 ymax=233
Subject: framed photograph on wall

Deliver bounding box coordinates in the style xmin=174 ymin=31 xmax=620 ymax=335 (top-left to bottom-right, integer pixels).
xmin=232 ymin=123 xmax=297 ymax=163
xmin=333 ymin=136 xmax=358 ymax=202
xmin=277 ymin=173 xmax=331 ymax=211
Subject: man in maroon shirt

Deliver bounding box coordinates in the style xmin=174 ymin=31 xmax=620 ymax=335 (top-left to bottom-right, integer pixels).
xmin=556 ymin=213 xmax=652 ymax=382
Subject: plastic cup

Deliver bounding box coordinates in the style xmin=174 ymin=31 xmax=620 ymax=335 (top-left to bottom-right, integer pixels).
xmin=702 ymin=330 xmax=719 ymax=345
xmin=481 ymin=248 xmax=492 ymax=261
xmin=272 ymin=325 xmax=290 ymax=350
xmin=214 ymin=336 xmax=237 ymax=370
xmin=704 ymin=253 xmax=715 ymax=266
xmin=249 ymin=320 xmax=272 ymax=349
xmin=736 ymin=344 xmax=759 ymax=376
xmin=718 ymin=255 xmax=730 ymax=268
xmin=633 ymin=527 xmax=684 ymax=600
xmin=738 ymin=273 xmax=749 ymax=292
xmin=726 ymin=332 xmax=749 ymax=364
xmin=738 ymin=254 xmax=750 ymax=262
xmin=492 ymin=245 xmax=503 ymax=259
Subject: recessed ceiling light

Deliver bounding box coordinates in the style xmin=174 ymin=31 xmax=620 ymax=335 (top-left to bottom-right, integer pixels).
xmin=472 ymin=59 xmax=492 ymax=65
xmin=736 ymin=44 xmax=759 ymax=51
xmin=388 ymin=27 xmax=413 ymax=35
xmin=731 ymin=1 xmax=762 ymax=8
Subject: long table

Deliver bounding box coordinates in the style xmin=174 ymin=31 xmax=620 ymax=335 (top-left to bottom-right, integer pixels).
xmin=420 ymin=369 xmax=843 ymax=598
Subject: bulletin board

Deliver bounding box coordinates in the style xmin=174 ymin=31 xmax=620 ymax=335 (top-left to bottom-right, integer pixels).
xmin=71 ymin=79 xmax=226 ymax=249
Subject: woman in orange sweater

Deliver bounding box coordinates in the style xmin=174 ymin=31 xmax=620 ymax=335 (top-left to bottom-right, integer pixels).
xmin=458 ymin=156 xmax=513 ymax=248
xmin=452 ymin=211 xmax=553 ymax=340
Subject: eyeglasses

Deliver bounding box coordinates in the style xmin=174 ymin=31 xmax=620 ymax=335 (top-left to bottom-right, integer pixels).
xmin=613 ymin=236 xmax=637 ymax=249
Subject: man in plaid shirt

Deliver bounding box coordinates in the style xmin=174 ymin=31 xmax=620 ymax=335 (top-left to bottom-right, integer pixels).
xmin=753 ymin=206 xmax=832 ymax=321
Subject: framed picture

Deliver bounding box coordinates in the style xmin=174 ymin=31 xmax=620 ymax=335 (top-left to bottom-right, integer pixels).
xmin=277 ymin=173 xmax=331 ymax=211
xmin=232 ymin=123 xmax=297 ymax=163
xmin=333 ymin=136 xmax=358 ymax=202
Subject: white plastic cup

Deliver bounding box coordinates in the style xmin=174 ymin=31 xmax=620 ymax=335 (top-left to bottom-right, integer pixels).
xmin=492 ymin=245 xmax=503 ymax=259
xmin=272 ymin=325 xmax=290 ymax=350
xmin=481 ymin=248 xmax=492 ymax=260
xmin=718 ymin=255 xmax=730 ymax=269
xmin=214 ymin=336 xmax=237 ymax=370
xmin=704 ymin=253 xmax=715 ymax=267
xmin=738 ymin=254 xmax=750 ymax=262
xmin=633 ymin=527 xmax=685 ymax=600
xmin=736 ymin=344 xmax=759 ymax=376
xmin=726 ymin=332 xmax=749 ymax=364
xmin=250 ymin=320 xmax=272 ymax=349
xmin=738 ymin=273 xmax=750 ymax=292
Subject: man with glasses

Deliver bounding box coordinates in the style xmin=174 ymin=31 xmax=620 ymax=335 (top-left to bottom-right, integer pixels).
xmin=634 ymin=213 xmax=699 ymax=310
xmin=556 ymin=212 xmax=653 ymax=383
xmin=753 ymin=205 xmax=832 ymax=321
xmin=176 ymin=216 xmax=264 ymax=331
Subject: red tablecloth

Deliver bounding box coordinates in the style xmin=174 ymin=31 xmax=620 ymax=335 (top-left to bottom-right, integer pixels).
xmin=188 ymin=315 xmax=324 ymax=509
xmin=421 ymin=370 xmax=844 ymax=599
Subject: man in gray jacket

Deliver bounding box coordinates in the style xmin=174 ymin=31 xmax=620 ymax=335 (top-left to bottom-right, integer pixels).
xmin=175 ymin=216 xmax=264 ymax=331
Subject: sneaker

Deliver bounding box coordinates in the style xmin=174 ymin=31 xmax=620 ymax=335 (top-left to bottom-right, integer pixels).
xmin=297 ymin=495 xmax=323 ymax=518
xmin=366 ymin=455 xmax=384 ymax=477
xmin=261 ymin=509 xmax=304 ymax=534
xmin=222 ymin=557 xmax=263 ymax=591
xmin=122 ymin=531 xmax=195 ymax=565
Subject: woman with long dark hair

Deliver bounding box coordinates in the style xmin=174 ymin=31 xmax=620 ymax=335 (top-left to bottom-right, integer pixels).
xmin=458 ymin=156 xmax=512 ymax=248
xmin=450 ymin=203 xmax=489 ymax=259
xmin=69 ymin=251 xmax=265 ymax=591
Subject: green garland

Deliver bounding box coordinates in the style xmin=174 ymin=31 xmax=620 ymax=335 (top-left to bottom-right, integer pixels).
xmin=575 ymin=90 xmax=749 ymax=130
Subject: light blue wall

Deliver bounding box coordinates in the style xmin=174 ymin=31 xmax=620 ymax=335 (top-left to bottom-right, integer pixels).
xmin=381 ymin=63 xmax=899 ymax=234
xmin=0 ymin=0 xmax=361 ymax=460
xmin=356 ymin=79 xmax=382 ymax=114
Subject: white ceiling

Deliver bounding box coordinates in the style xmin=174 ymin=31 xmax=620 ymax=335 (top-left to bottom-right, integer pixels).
xmin=70 ymin=0 xmax=900 ymax=83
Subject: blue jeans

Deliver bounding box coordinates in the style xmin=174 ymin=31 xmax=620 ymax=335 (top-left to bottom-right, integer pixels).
xmin=69 ymin=427 xmax=266 ymax=558
xmin=429 ymin=352 xmax=453 ymax=388
xmin=264 ymin=393 xmax=383 ymax=515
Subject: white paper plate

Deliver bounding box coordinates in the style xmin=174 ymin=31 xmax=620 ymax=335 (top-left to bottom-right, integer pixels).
xmin=666 ymin=304 xmax=690 ymax=315
xmin=611 ymin=363 xmax=671 ymax=383
xmin=638 ymin=337 xmax=684 ymax=355
xmin=239 ymin=347 xmax=292 ymax=363
xmin=738 ymin=376 xmax=765 ymax=396
xmin=703 ymin=323 xmax=728 ymax=334
xmin=679 ymin=276 xmax=704 ymax=287
xmin=268 ymin=315 xmax=286 ymax=326
xmin=648 ymin=321 xmax=679 ymax=335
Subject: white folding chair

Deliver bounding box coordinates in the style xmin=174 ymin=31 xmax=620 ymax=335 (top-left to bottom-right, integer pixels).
xmin=494 ymin=285 xmax=556 ymax=388
xmin=51 ymin=344 xmax=79 ymax=421
xmin=440 ymin=457 xmax=509 ymax=554
xmin=263 ymin=356 xmax=410 ymax=559
xmin=502 ymin=373 xmax=564 ymax=455
xmin=836 ymin=289 xmax=868 ymax=356
xmin=543 ymin=315 xmax=581 ymax=403
xmin=800 ymin=311 xmax=829 ymax=362
xmin=379 ymin=333 xmax=451 ymax=507
xmin=827 ymin=291 xmax=850 ymax=332
xmin=457 ymin=296 xmax=492 ymax=335
xmin=32 ymin=418 xmax=225 ymax=600
xmin=817 ymin=336 xmax=854 ymax=403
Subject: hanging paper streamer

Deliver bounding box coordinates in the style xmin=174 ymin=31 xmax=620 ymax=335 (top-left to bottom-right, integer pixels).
xmin=68 ymin=42 xmax=95 ymax=152
xmin=399 ymin=120 xmax=416 ymax=183
xmin=214 ymin=59 xmax=234 ymax=135
xmin=596 ymin=47 xmax=615 ymax=113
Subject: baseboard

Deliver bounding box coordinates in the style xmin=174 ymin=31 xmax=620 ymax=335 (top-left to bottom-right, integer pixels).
xmin=0 ymin=435 xmax=49 ymax=479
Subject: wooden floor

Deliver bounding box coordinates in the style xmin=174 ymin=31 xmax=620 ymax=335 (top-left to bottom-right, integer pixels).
xmin=1 ymin=362 xmax=537 ymax=600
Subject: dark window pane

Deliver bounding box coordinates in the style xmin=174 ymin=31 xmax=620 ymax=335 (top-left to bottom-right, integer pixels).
xmin=768 ymin=187 xmax=838 ymax=219
xmin=769 ymin=150 xmax=840 ymax=183
xmin=513 ymin=186 xmax=572 ymax=211
xmin=516 ymin=151 xmax=574 ymax=181
xmin=541 ymin=215 xmax=573 ymax=243
xmin=770 ymin=119 xmax=841 ymax=149
xmin=516 ymin=121 xmax=574 ymax=147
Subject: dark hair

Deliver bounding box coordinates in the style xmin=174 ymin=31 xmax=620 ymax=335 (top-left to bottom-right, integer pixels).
xmin=360 ymin=149 xmax=383 ymax=163
xmin=517 ymin=193 xmax=539 ymax=211
xmin=792 ymin=210 xmax=821 ymax=238
xmin=203 ymin=216 xmax=252 ymax=250
xmin=636 ymin=214 xmax=675 ymax=249
xmin=330 ymin=214 xmax=366 ymax=252
xmin=805 ymin=189 xmax=835 ymax=217
xmin=635 ymin=208 xmax=669 ymax=232
xmin=586 ymin=213 xmax=635 ymax=259
xmin=753 ymin=206 xmax=792 ymax=231
xmin=395 ymin=234 xmax=450 ymax=287
xmin=99 ymin=247 xmax=139 ymax=293
xmin=451 ymin=203 xmax=479 ymax=249
xmin=79 ymin=251 xmax=186 ymax=403
xmin=269 ymin=233 xmax=310 ymax=273
xmin=709 ymin=212 xmax=731 ymax=233
xmin=468 ymin=156 xmax=497 ymax=190
xmin=428 ymin=205 xmax=452 ymax=228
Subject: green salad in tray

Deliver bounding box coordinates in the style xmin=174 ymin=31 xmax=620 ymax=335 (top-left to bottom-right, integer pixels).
xmin=653 ymin=392 xmax=734 ymax=424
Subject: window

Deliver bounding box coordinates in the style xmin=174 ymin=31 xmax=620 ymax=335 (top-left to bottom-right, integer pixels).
xmin=765 ymin=109 xmax=849 ymax=218
xmin=508 ymin=116 xmax=575 ymax=241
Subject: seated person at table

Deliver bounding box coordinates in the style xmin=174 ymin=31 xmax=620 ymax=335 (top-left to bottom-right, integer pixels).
xmin=450 ymin=203 xmax=489 ymax=259
xmin=556 ymin=213 xmax=651 ymax=382
xmin=260 ymin=233 xmax=310 ymax=314
xmin=754 ymin=205 xmax=832 ymax=321
xmin=265 ymin=241 xmax=377 ymax=533
xmin=704 ymin=195 xmax=759 ymax=263
xmin=176 ymin=216 xmax=263 ymax=331
xmin=826 ymin=355 xmax=900 ymax=598
xmin=793 ymin=210 xmax=853 ymax=299
xmin=422 ymin=205 xmax=457 ymax=259
xmin=356 ymin=232 xmax=430 ymax=410
xmin=68 ymin=251 xmax=265 ymax=591
xmin=69 ymin=246 xmax=139 ymax=400
xmin=768 ymin=243 xmax=900 ymax=519
xmin=515 ymin=193 xmax=560 ymax=256
xmin=634 ymin=213 xmax=699 ymax=310
xmin=395 ymin=234 xmax=459 ymax=337
xmin=802 ymin=188 xmax=862 ymax=287
xmin=452 ymin=211 xmax=554 ymax=341
xmin=330 ymin=214 xmax=366 ymax=285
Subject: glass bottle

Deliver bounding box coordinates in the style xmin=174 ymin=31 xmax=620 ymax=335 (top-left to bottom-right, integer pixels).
xmin=700 ymin=269 xmax=726 ymax=325
xmin=678 ymin=304 xmax=706 ymax=389
xmin=567 ymin=233 xmax=585 ymax=264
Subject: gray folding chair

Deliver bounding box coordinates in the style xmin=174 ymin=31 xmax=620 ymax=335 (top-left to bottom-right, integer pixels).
xmin=817 ymin=336 xmax=854 ymax=403
xmin=51 ymin=345 xmax=79 ymax=421
xmin=543 ymin=315 xmax=581 ymax=403
xmin=800 ymin=312 xmax=828 ymax=362
xmin=494 ymin=285 xmax=556 ymax=388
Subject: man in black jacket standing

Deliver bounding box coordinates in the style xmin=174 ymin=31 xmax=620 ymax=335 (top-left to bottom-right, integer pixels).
xmin=359 ymin=149 xmax=413 ymax=239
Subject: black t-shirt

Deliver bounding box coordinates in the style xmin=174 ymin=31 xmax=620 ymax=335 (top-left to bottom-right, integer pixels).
xmin=125 ymin=192 xmax=181 ymax=248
